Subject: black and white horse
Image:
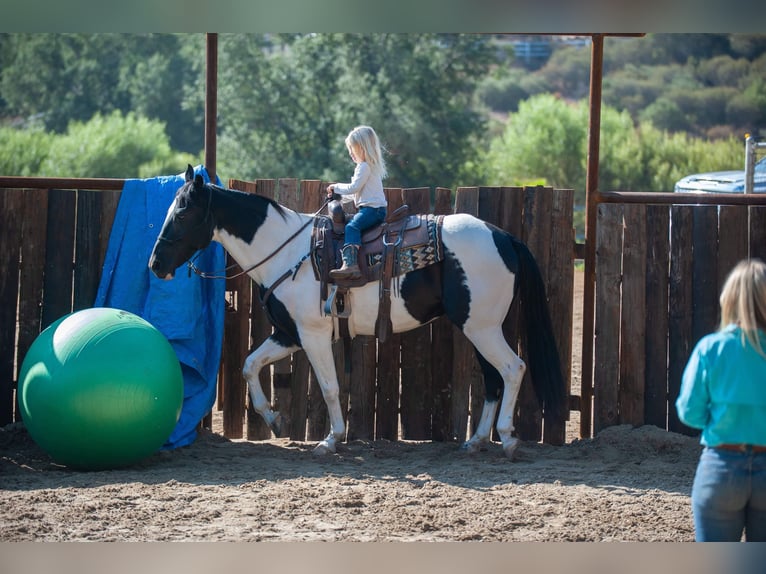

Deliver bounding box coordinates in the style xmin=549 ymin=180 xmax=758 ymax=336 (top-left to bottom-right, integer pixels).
xmin=149 ymin=166 xmax=566 ymax=458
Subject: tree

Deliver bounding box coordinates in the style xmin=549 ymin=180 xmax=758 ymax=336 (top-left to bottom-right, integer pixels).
xmin=0 ymin=34 xmax=203 ymax=153
xmin=1 ymin=34 xmax=130 ymax=132
xmin=0 ymin=126 xmax=54 ymax=176
xmin=485 ymin=94 xmax=587 ymax=198
xmin=38 ymin=111 xmax=186 ymax=178
xmin=211 ymin=33 xmax=497 ymax=189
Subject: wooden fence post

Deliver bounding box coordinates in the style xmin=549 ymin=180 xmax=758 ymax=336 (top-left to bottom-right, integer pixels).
xmin=399 ymin=187 xmax=434 ymax=440
xmin=593 ymin=203 xmax=622 ymax=434
xmin=374 ymin=188 xmax=404 ymax=440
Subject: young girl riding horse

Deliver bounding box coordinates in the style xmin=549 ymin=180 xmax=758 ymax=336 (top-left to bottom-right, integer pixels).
xmin=326 ymin=126 xmax=388 ymax=280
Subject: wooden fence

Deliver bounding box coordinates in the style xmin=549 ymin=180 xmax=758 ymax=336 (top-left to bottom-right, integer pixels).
xmin=0 ymin=186 xmax=121 ymax=427
xmin=592 ymin=202 xmax=766 ymax=435
xmin=0 ymin=181 xmax=575 ymax=445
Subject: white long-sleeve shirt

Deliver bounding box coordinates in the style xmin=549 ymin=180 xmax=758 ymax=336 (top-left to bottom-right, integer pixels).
xmin=333 ymin=161 xmax=387 ymax=209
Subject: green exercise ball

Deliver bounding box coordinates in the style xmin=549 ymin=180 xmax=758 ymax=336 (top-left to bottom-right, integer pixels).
xmin=18 ymin=307 xmax=183 ymax=470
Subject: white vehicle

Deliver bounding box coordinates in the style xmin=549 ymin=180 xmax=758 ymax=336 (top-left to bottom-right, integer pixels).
xmin=674 ymin=137 xmax=766 ymax=194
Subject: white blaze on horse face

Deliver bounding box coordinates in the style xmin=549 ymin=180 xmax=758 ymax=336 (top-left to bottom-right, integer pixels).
xmin=148 ymin=194 xmax=182 ymax=279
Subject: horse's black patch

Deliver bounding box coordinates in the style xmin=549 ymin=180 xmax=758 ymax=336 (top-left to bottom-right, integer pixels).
xmin=400 ymin=264 xmax=445 ymax=324
xmin=485 ymin=222 xmax=520 ymax=277
xmin=256 ymin=285 xmax=301 ymax=347
xmin=212 ymin=185 xmax=287 ymax=245
xmin=476 ymin=352 xmax=503 ymax=401
xmin=440 ymin=247 xmax=471 ymax=329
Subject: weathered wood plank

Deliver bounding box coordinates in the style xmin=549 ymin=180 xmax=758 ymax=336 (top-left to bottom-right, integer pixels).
xmin=517 ymin=186 xmax=553 ymax=441
xmin=717 ymin=205 xmax=748 ymax=296
xmin=644 ymin=205 xmax=670 ymax=429
xmin=269 ymin=179 xmax=300 ymax=434
xmin=451 ymin=187 xmax=480 ymax=441
xmin=499 ymin=187 xmax=524 ymax=404
xmin=17 ymin=189 xmax=49 ymax=386
xmin=593 ymin=203 xmax=622 ymax=434
xmin=544 ymin=188 xmax=574 ymax=445
xmin=41 ymin=189 xmax=76 ymax=329
xmin=227 ymin=179 xmax=272 ymax=441
xmin=691 ymin=206 xmax=719 ymax=346
xmin=374 ymin=187 xmax=404 ymax=440
xmin=305 ymin=181 xmax=332 ymax=441
xmin=347 ymin=335 xmax=376 ymax=440
xmin=73 ymin=190 xmax=103 ymax=311
xmin=668 ymin=206 xmax=694 ymax=435
xmin=470 ymin=187 xmax=503 ymax=437
xmin=221 ymin=292 xmax=246 ymax=439
xmin=285 ymin=179 xmax=325 ymax=441
xmin=0 ymin=190 xmax=23 ymax=425
xmin=749 ymin=206 xmax=766 ymax=262
xmin=399 ymin=187 xmax=433 ymax=440
xmin=98 ymin=190 xmax=121 ymax=272
xmin=430 ymin=187 xmax=454 ymax=441
xmin=618 ymin=204 xmax=646 ymax=427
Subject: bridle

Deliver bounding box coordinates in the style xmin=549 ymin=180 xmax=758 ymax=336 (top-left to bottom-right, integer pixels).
xmin=156 ymin=181 xmax=215 ymax=250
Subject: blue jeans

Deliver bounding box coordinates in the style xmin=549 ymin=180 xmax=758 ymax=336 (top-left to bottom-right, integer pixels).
xmin=343 ymin=206 xmax=386 ymax=246
xmin=691 ymin=446 xmax=766 ymax=541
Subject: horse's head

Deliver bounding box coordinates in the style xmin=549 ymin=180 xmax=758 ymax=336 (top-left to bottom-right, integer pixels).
xmin=148 ymin=165 xmax=216 ymax=279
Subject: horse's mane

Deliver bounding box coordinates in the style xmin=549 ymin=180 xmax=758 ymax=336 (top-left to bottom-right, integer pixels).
xmin=207 ymin=182 xmax=289 ymax=222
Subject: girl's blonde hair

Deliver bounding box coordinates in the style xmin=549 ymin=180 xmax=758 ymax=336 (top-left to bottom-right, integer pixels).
xmin=719 ymin=258 xmax=766 ymax=358
xmin=345 ymin=125 xmax=387 ymax=179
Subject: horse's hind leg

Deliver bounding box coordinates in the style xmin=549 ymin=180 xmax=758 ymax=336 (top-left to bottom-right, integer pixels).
xmin=461 ymin=328 xmax=526 ymax=459
xmin=243 ymin=334 xmax=300 ymax=437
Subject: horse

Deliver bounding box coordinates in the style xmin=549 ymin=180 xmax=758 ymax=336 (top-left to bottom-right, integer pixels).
xmin=149 ymin=165 xmax=566 ymax=458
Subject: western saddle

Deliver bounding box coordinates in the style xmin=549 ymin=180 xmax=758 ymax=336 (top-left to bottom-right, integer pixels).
xmin=311 ymin=199 xmax=444 ymax=342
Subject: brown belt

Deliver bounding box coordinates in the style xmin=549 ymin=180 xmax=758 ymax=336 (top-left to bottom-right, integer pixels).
xmin=715 ymin=444 xmax=766 ymax=453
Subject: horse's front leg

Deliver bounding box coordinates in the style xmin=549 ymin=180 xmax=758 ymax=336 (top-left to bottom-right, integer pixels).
xmin=243 ymin=334 xmax=300 ymax=437
xmin=300 ymin=331 xmax=346 ymax=455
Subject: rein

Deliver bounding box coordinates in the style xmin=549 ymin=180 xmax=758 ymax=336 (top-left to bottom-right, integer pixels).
xmin=187 ymin=195 xmax=333 ymax=281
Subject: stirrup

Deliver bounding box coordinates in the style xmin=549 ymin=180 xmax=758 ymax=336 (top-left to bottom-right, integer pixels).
xmin=324 ymin=284 xmax=351 ymax=318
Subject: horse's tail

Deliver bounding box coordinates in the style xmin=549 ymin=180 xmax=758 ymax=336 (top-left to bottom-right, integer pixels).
xmin=511 ymin=236 xmax=567 ymax=421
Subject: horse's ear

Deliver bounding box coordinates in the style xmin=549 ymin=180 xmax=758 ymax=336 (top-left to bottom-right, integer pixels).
xmin=185 ymin=164 xmax=194 ymax=182
xmin=194 ymin=174 xmax=205 ymax=188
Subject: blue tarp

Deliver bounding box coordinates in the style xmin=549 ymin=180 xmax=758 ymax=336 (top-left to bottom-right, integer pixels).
xmin=94 ymin=166 xmax=226 ymax=449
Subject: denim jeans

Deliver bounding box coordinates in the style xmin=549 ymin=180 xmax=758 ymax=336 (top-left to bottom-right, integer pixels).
xmin=343 ymin=206 xmax=386 ymax=246
xmin=691 ymin=446 xmax=766 ymax=541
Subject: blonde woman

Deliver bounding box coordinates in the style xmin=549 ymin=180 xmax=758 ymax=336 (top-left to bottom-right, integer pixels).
xmin=327 ymin=126 xmax=388 ymax=280
xmin=677 ymin=258 xmax=766 ymax=541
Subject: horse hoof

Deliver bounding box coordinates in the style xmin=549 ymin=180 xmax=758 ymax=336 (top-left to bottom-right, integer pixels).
xmin=269 ymin=413 xmax=285 ymax=438
xmin=312 ymin=441 xmax=335 ymax=456
xmin=459 ymin=440 xmax=482 ymax=454
xmin=502 ymin=438 xmax=521 ymax=460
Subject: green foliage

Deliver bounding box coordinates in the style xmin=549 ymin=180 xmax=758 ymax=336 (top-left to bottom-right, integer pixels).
xmin=38 ymin=111 xmax=176 ymax=178
xmin=0 ymin=33 xmax=203 ymax=154
xmin=476 ymin=69 xmax=530 ymax=113
xmin=480 ymin=92 xmax=747 ymax=213
xmin=0 ymin=126 xmax=54 ymax=176
xmin=1 ymin=32 xmax=764 ymax=208
xmin=535 ymin=45 xmax=592 ymax=100
xmin=639 ymin=98 xmax=692 ymax=133
xmin=485 ymin=94 xmax=587 ymax=196
xmin=214 ymin=33 xmax=497 ymax=190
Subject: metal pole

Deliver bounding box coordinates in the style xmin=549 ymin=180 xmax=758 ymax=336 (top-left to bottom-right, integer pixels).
xmin=579 ymin=33 xmax=604 ymax=439
xmin=745 ymin=133 xmax=755 ymax=195
xmin=205 ymin=33 xmax=218 ymax=182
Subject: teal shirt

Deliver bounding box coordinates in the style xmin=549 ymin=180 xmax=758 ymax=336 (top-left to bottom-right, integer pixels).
xmin=676 ymin=324 xmax=766 ymax=447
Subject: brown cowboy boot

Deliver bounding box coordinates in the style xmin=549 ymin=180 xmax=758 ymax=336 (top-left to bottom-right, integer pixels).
xmin=330 ymin=244 xmax=361 ymax=280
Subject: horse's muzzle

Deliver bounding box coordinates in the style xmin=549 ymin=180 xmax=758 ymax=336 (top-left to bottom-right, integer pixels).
xmin=148 ymin=255 xmax=175 ymax=280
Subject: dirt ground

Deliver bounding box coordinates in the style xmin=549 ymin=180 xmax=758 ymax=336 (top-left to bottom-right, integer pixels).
xmin=0 ymin=270 xmax=703 ymax=542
